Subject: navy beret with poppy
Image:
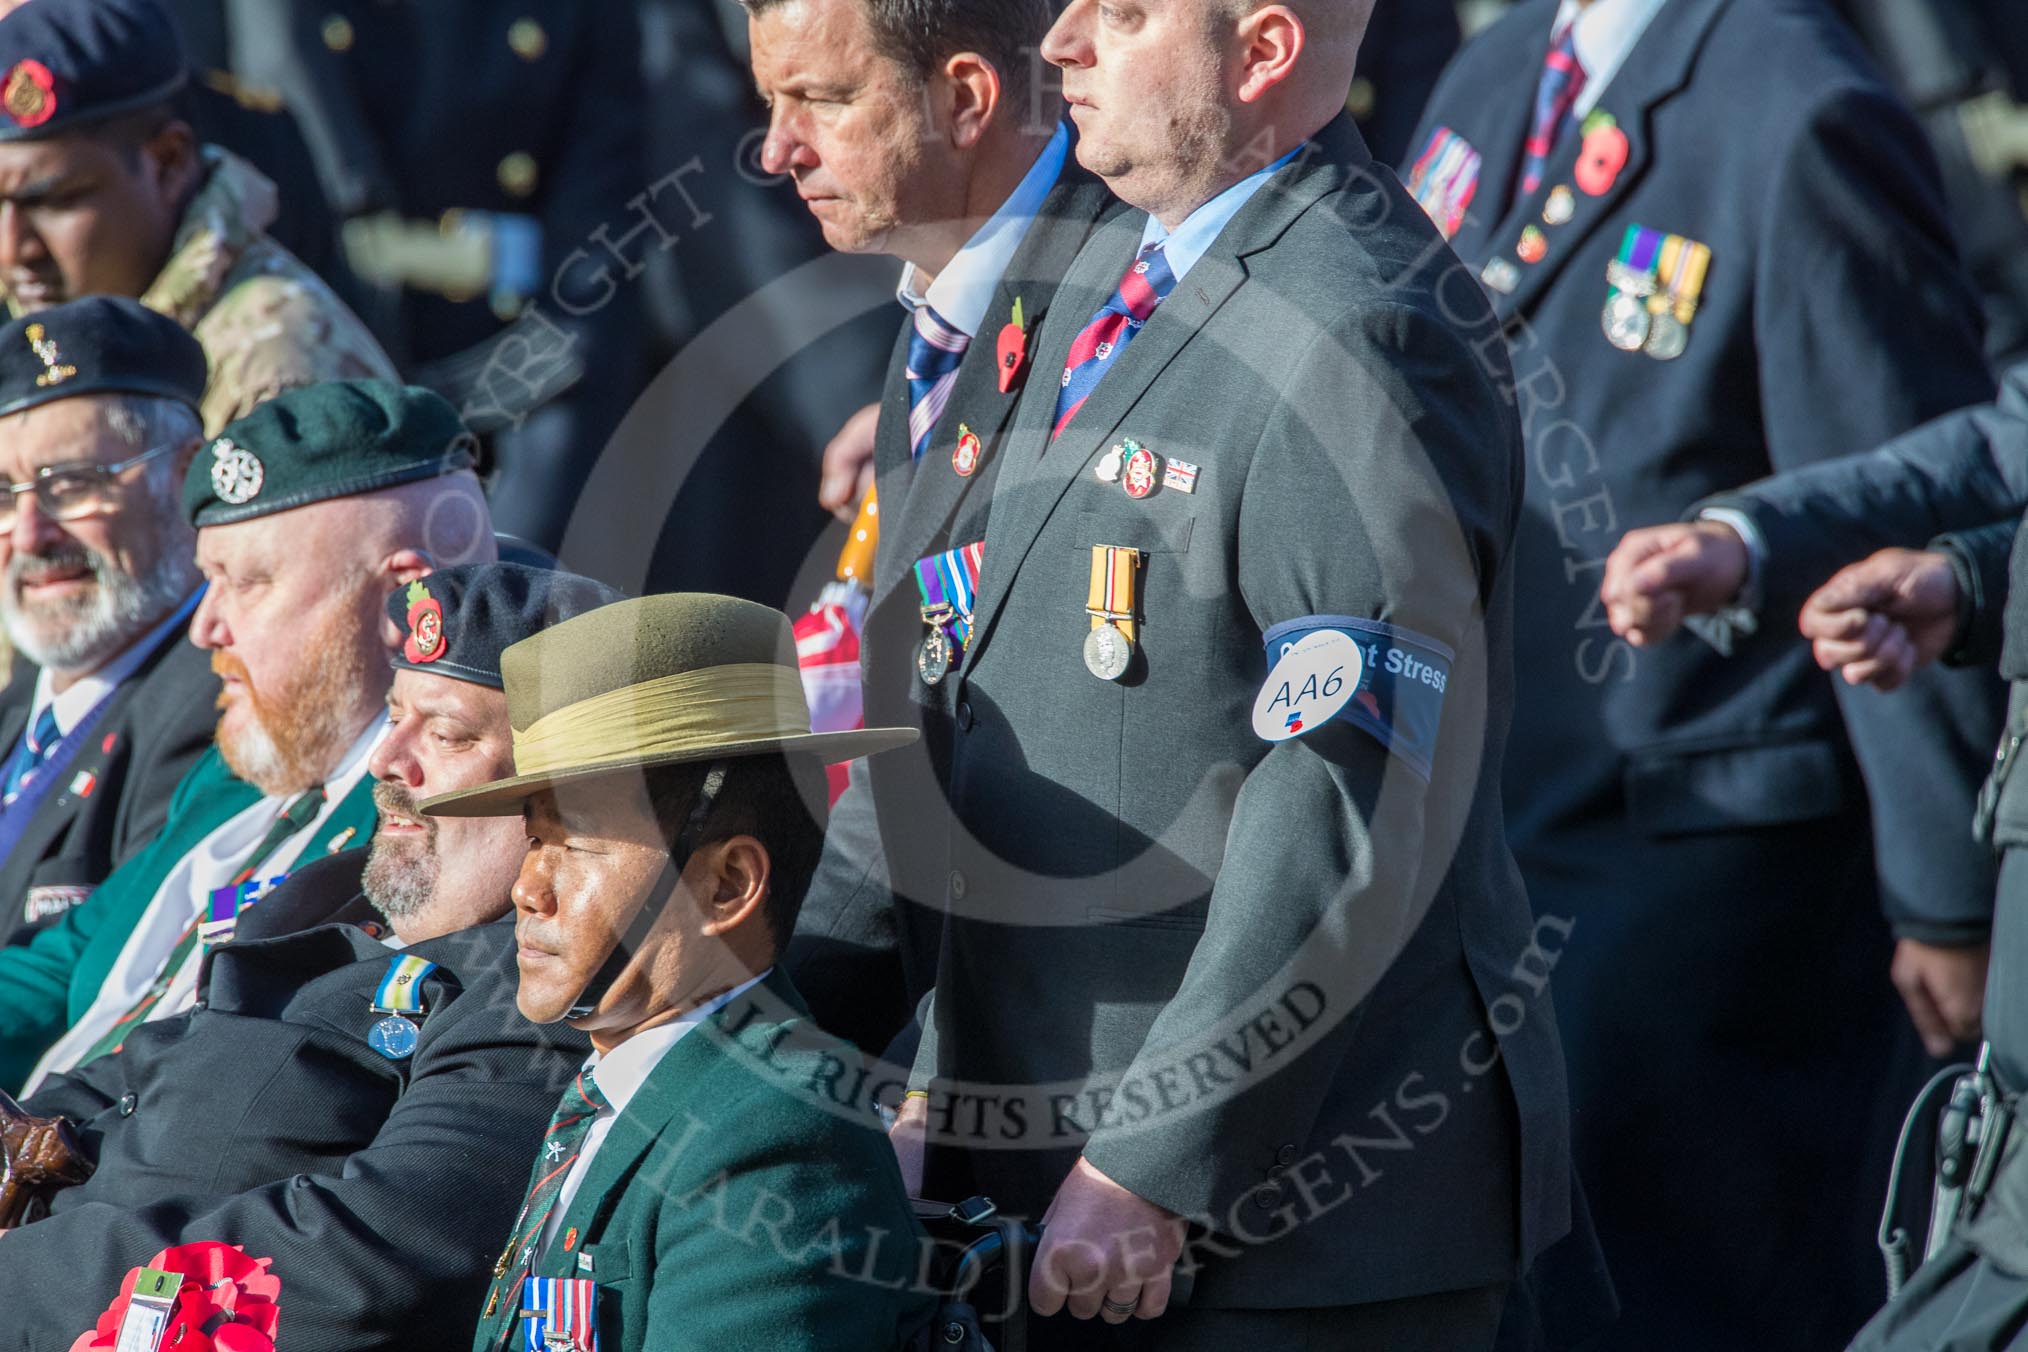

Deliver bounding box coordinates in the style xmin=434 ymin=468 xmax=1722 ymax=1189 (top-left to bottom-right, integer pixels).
xmin=386 ymin=563 xmax=626 ymax=689
xmin=0 ymin=295 xmax=206 ymax=419
xmin=0 ymin=0 xmax=187 ymax=141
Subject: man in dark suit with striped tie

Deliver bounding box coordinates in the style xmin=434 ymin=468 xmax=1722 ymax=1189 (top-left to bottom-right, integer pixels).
xmin=746 ymin=0 xmax=1121 ymax=1063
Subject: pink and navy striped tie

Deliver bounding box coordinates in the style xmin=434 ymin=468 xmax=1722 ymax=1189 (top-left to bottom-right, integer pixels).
xmin=904 ymin=303 xmax=969 ymax=460
xmin=1518 ymin=26 xmax=1586 ymax=198
xmin=1051 ymin=242 xmax=1177 ymax=440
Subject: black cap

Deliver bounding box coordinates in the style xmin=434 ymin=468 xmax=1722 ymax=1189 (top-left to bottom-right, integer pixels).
xmin=388 ymin=563 xmax=626 ymax=689
xmin=184 ymin=379 xmax=478 ymax=528
xmin=0 ymin=296 xmax=206 ymax=419
xmin=0 ymin=0 xmax=187 ymax=141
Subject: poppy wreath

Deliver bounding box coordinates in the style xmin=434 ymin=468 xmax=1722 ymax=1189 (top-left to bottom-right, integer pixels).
xmin=70 ymin=1242 xmax=281 ymax=1352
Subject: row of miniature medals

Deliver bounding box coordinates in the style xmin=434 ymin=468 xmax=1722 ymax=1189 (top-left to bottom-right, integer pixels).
xmin=1481 ymin=110 xmax=1711 ymax=363
xmin=914 ymin=436 xmax=1199 ymax=688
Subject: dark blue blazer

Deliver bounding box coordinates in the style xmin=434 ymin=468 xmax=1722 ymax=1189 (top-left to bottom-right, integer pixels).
xmin=1408 ymin=0 xmax=2003 ymax=941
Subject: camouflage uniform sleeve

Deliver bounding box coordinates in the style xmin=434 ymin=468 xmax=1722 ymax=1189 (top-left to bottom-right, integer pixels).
xmin=192 ymin=259 xmax=398 ymax=434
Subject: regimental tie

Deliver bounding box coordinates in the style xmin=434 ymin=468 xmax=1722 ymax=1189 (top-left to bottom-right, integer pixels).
xmin=1052 ymin=242 xmax=1177 ymax=440
xmin=2 ymin=706 xmax=60 ymax=806
xmin=904 ymin=303 xmax=970 ymax=461
xmin=1518 ymin=25 xmax=1586 ymax=199
xmin=73 ymin=786 xmax=326 ymax=1069
xmin=480 ymin=1070 xmax=613 ymax=1346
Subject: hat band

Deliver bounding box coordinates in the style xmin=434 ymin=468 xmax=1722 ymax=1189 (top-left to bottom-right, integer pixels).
xmin=512 ymin=663 xmax=814 ymax=777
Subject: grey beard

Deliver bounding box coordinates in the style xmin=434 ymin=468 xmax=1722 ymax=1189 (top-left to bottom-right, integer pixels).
xmin=1 ymin=541 xmax=196 ymax=674
xmin=362 ymin=781 xmax=438 ymax=923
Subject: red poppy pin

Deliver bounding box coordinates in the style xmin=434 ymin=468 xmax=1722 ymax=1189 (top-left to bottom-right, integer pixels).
xmin=3 ymin=60 xmax=55 ymax=129
xmin=995 ymin=297 xmax=1030 ymax=395
xmin=1575 ymin=113 xmax=1629 ymax=197
xmin=403 ymin=580 xmax=446 ymax=665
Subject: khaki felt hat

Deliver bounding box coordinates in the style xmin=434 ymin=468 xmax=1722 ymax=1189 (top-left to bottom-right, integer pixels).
xmin=420 ymin=592 xmax=917 ymax=818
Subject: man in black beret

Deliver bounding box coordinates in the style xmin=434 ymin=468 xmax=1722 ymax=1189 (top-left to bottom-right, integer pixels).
xmin=0 ymin=377 xmax=495 ymax=1094
xmin=0 ymin=294 xmax=218 ymax=949
xmin=0 ymin=562 xmax=629 ymax=1352
xmin=0 ymin=0 xmax=394 ymax=435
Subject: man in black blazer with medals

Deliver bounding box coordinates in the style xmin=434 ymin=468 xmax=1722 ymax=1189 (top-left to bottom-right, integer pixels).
xmin=0 ymin=563 xmax=619 ymax=1352
xmin=0 ymin=296 xmax=218 ymax=947
xmin=747 ymin=0 xmax=1120 ymax=1060
xmin=1405 ymin=1 xmax=2004 ymax=1344
xmin=882 ymin=0 xmax=1571 ymax=1344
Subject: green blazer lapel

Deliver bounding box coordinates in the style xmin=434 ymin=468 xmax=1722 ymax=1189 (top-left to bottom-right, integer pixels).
xmin=542 ymin=971 xmax=809 ymax=1268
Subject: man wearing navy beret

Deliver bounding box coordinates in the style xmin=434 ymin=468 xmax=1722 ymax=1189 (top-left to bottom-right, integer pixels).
xmin=0 ymin=378 xmax=495 ymax=1095
xmin=0 ymin=563 xmax=629 ymax=1352
xmin=0 ymin=295 xmax=218 ymax=948
xmin=0 ymin=0 xmax=394 ymax=434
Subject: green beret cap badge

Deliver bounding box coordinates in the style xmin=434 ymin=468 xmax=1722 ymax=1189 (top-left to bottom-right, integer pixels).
xmin=209 ymin=437 xmax=264 ymax=506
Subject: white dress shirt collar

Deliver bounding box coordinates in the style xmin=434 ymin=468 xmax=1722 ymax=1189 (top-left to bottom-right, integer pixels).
xmin=896 ymin=122 xmax=1071 ymax=338
xmin=1554 ymin=0 xmax=1671 ymax=119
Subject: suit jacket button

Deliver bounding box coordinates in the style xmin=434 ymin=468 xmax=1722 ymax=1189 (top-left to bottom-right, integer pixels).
xmin=1276 ymin=1144 xmax=1298 ymax=1166
xmin=1267 ymin=1163 xmax=1286 ymax=1180
xmin=1251 ymin=1183 xmax=1279 ymax=1210
xmin=117 ymin=1093 xmax=137 ymax=1117
xmin=957 ymin=701 xmax=974 ymax=732
xmin=949 ymin=870 xmax=968 ymax=901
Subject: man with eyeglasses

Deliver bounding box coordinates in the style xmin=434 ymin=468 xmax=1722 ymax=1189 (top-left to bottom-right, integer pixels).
xmin=0 ymin=295 xmax=218 ymax=951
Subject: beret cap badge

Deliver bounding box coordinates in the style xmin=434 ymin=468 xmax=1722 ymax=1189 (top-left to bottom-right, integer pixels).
xmin=24 ymin=322 xmax=73 ymax=387
xmin=403 ymin=580 xmax=446 ymax=664
xmin=209 ymin=437 xmax=264 ymax=506
xmin=2 ymin=60 xmax=54 ymax=129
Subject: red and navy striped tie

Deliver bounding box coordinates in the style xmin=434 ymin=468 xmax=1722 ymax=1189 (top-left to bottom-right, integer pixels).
xmin=904 ymin=303 xmax=969 ymax=460
xmin=1051 ymin=242 xmax=1177 ymax=440
xmin=480 ymin=1069 xmax=611 ymax=1348
xmin=1518 ymin=26 xmax=1586 ymax=198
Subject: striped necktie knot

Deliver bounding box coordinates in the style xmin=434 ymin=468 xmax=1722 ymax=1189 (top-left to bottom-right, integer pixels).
xmin=904 ymin=303 xmax=970 ymax=460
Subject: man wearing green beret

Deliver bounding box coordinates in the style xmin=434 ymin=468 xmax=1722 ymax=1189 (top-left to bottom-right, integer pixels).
xmin=0 ymin=0 xmax=394 ymax=435
xmin=432 ymin=594 xmax=937 ymax=1352
xmin=0 ymin=378 xmax=495 ymax=1093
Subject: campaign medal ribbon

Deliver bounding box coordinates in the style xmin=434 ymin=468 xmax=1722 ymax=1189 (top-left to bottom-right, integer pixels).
xmin=1602 ymin=224 xmax=1663 ymax=352
xmin=1084 ymin=545 xmax=1143 ymax=682
xmin=199 ymin=874 xmax=287 ymax=956
xmin=912 ymin=541 xmax=986 ymax=687
xmin=522 ymin=1276 xmax=600 ymax=1351
xmin=1642 ymin=233 xmax=1709 ymax=361
xmin=367 ymin=954 xmax=437 ymax=1060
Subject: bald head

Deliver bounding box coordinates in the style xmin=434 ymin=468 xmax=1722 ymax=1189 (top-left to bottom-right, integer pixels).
xmin=1044 ymin=0 xmax=1374 ymax=225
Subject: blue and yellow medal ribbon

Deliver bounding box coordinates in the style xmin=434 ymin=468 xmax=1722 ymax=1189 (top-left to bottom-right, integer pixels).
xmin=372 ymin=954 xmax=438 ymax=1015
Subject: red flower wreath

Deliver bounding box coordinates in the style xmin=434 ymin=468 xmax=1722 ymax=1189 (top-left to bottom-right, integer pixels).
xmin=70 ymin=1242 xmax=281 ymax=1352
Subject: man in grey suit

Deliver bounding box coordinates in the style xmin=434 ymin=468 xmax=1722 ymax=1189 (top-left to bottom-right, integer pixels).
xmin=886 ymin=0 xmax=1571 ymax=1345
xmin=748 ymin=0 xmax=1120 ymax=1062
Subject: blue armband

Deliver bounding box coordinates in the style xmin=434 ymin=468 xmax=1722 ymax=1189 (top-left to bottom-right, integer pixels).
xmin=1253 ymin=616 xmax=1453 ymax=780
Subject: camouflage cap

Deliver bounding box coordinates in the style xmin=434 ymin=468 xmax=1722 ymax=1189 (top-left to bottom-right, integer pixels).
xmin=184 ymin=379 xmax=478 ymax=528
xmin=0 ymin=296 xmax=205 ymax=419
xmin=0 ymin=0 xmax=187 ymax=141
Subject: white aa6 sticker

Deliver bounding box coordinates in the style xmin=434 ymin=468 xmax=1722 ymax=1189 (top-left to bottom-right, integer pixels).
xmin=1252 ymin=628 xmax=1363 ymax=742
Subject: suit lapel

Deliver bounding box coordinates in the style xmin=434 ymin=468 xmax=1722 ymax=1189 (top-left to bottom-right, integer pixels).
xmin=964 ymin=123 xmax=1361 ymax=671
xmin=1443 ymin=15 xmax=1551 ymax=266
xmin=1479 ymin=0 xmax=1731 ymax=325
xmin=875 ymin=174 xmax=1118 ymax=611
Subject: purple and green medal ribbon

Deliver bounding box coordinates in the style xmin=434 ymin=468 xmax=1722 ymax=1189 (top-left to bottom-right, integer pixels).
xmin=913 ymin=541 xmax=986 ymax=650
xmin=1612 ymin=224 xmax=1663 ymax=294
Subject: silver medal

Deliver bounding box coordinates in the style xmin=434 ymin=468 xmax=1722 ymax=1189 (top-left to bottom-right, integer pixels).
xmin=1644 ymin=311 xmax=1689 ymax=361
xmin=1083 ymin=623 xmax=1132 ymax=682
xmin=369 ymin=1014 xmax=420 ymax=1060
xmin=916 ymin=627 xmax=953 ymax=687
xmin=1602 ymin=292 xmax=1651 ymax=352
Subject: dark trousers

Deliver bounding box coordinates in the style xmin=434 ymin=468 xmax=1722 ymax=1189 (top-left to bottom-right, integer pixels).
xmin=1027 ymin=1284 xmax=1511 ymax=1352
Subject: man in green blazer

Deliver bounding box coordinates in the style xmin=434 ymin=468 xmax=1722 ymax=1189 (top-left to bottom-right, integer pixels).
xmin=0 ymin=378 xmax=497 ymax=1091
xmin=430 ymin=593 xmax=937 ymax=1352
